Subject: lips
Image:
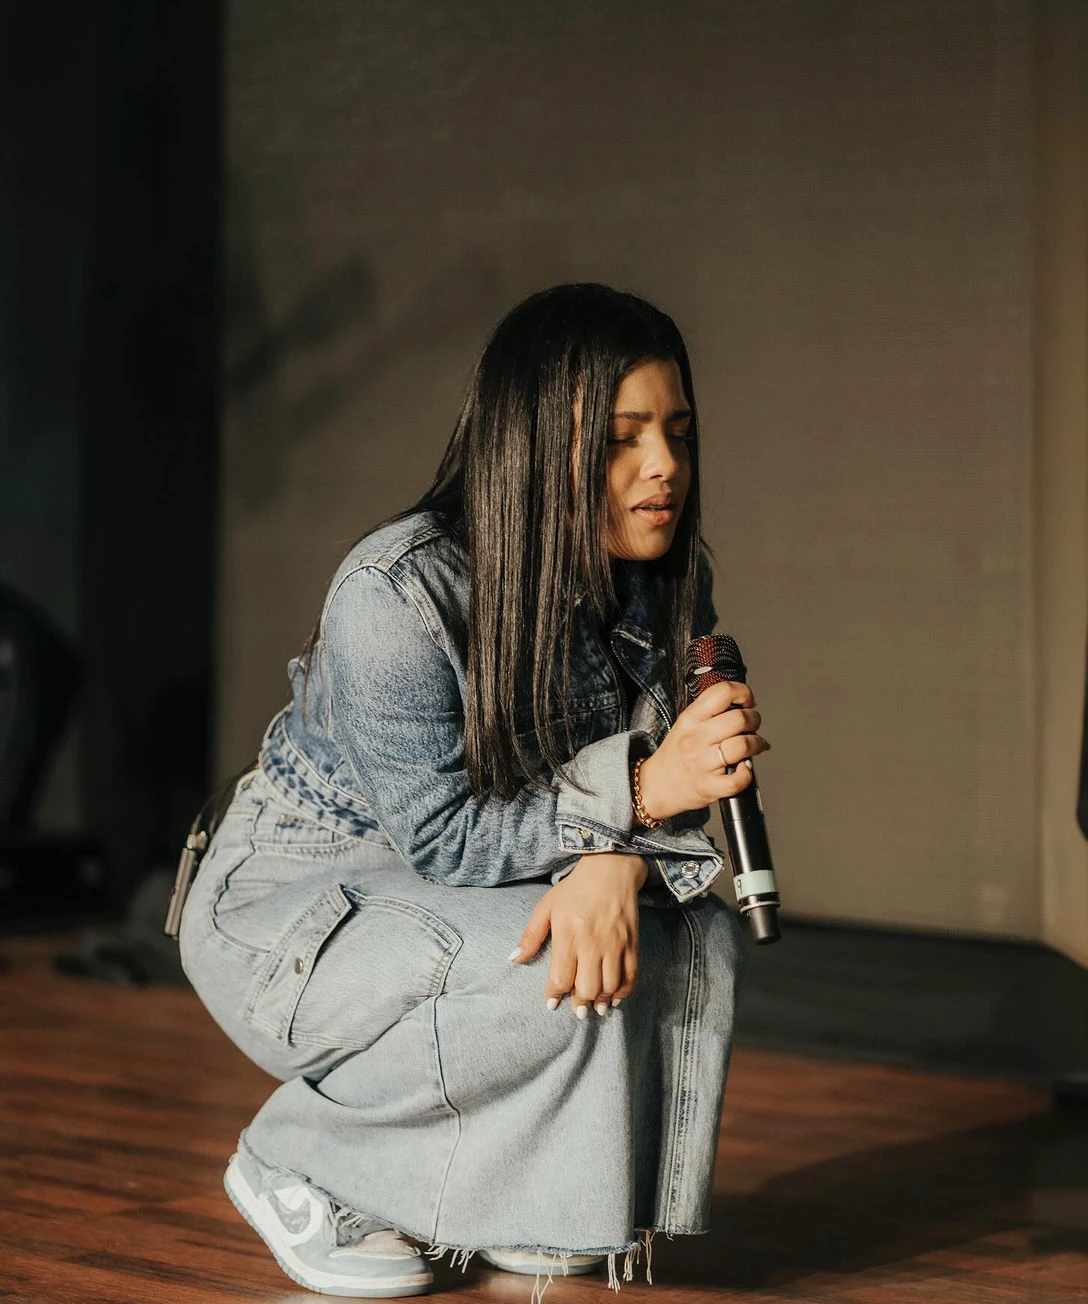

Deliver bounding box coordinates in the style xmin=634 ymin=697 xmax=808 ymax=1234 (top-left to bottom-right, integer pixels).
xmin=632 ymin=499 xmax=678 ymax=525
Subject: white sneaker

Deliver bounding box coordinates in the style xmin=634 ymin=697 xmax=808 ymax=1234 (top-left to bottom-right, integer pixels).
xmin=225 ymin=1151 xmax=432 ymax=1297
xmin=479 ymin=1247 xmax=604 ymax=1276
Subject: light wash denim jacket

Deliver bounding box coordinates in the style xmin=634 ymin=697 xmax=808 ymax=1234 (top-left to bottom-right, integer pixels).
xmin=259 ymin=510 xmax=725 ymax=903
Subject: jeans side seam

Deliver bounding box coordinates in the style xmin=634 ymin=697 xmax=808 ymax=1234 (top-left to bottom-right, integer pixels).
xmin=426 ymin=979 xmax=463 ymax=1245
xmin=664 ymin=908 xmax=703 ymax=1230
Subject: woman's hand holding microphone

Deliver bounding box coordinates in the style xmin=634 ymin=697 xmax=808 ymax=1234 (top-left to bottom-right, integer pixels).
xmin=636 ymin=680 xmax=771 ymax=823
xmin=509 ymin=681 xmax=770 ymax=1016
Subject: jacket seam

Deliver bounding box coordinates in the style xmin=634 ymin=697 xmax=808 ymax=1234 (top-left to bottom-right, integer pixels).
xmin=337 ymin=522 xmax=448 ymax=577
xmin=323 ymin=560 xmax=449 ymax=661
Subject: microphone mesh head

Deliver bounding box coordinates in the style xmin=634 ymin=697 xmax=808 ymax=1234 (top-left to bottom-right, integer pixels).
xmin=684 ymin=634 xmax=747 ymax=700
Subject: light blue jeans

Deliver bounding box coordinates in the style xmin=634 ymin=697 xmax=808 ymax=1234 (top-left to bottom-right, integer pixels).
xmin=179 ymin=767 xmax=745 ymax=1262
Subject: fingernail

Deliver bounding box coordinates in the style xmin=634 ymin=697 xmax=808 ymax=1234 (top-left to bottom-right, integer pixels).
xmin=611 ymin=997 xmax=623 ymax=1008
xmin=595 ymin=1001 xmax=609 ymax=1017
xmin=546 ymin=997 xmax=560 ymax=1011
xmin=575 ymin=1004 xmax=588 ymax=1020
xmin=507 ymin=947 xmax=522 ymax=962
xmin=743 ymin=759 xmax=753 ymax=770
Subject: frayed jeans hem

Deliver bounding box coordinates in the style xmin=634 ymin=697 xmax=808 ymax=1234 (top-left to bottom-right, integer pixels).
xmin=238 ymin=1131 xmax=666 ymax=1293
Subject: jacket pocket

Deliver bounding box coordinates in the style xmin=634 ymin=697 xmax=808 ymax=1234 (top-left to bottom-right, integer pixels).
xmin=244 ymin=883 xmax=461 ymax=1052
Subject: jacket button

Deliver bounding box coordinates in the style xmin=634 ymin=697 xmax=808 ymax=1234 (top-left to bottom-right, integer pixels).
xmin=681 ymin=861 xmax=700 ymax=878
xmin=578 ymin=826 xmax=592 ymax=842
xmin=293 ymin=957 xmax=305 ymax=974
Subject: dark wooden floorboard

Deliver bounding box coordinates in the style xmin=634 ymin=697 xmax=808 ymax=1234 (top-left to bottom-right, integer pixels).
xmin=1 ymin=933 xmax=1085 ymax=1304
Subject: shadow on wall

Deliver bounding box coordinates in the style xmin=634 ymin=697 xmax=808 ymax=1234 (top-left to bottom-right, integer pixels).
xmin=224 ymin=180 xmax=505 ymax=510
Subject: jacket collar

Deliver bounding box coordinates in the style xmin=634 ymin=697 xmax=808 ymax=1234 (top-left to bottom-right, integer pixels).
xmin=610 ymin=559 xmax=658 ymax=644
xmin=572 ymin=562 xmax=665 ymax=688
xmin=610 ymin=562 xmax=674 ymax=725
xmin=572 ymin=561 xmax=656 ymax=643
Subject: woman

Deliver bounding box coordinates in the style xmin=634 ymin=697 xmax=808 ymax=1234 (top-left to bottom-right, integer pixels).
xmin=179 ymin=283 xmax=770 ymax=1298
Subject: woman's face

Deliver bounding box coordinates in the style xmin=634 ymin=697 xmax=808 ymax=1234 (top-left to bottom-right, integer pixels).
xmin=603 ymin=358 xmax=693 ymax=561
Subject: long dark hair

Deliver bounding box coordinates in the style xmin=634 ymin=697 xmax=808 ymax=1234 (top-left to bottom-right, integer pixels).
xmin=311 ymin=284 xmax=709 ymax=799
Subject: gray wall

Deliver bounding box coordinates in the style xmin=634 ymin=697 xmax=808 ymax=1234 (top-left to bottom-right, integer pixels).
xmin=223 ymin=0 xmax=1038 ymax=939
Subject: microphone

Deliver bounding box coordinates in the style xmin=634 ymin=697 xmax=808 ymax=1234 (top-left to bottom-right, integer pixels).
xmin=684 ymin=634 xmax=782 ymax=945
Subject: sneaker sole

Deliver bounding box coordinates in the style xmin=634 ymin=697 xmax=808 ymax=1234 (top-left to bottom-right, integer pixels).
xmin=224 ymin=1155 xmax=433 ymax=1297
xmin=478 ymin=1249 xmax=604 ymax=1276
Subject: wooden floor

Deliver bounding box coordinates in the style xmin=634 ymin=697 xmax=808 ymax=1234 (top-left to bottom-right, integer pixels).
xmin=2 ymin=933 xmax=1086 ymax=1304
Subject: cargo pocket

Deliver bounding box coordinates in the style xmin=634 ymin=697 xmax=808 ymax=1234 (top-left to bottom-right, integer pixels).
xmin=244 ymin=883 xmax=461 ymax=1053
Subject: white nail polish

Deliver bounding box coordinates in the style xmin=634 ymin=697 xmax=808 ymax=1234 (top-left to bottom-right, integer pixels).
xmin=575 ymin=1004 xmax=588 ymax=1020
xmin=546 ymin=997 xmax=560 ymax=1011
xmin=611 ymin=997 xmax=623 ymax=1008
xmin=595 ymin=1002 xmax=609 ymax=1017
xmin=507 ymin=947 xmax=522 ymax=962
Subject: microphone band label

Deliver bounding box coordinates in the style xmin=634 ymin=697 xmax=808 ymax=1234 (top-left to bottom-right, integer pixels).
xmin=733 ymin=869 xmax=778 ymax=897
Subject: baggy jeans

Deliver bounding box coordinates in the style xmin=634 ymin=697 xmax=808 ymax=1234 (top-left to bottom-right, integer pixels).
xmin=179 ymin=768 xmax=746 ymax=1261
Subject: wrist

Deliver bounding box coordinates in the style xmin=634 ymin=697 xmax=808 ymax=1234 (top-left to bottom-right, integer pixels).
xmin=608 ymin=852 xmax=649 ymax=891
xmin=572 ymin=852 xmax=649 ymax=890
xmin=632 ymin=751 xmax=670 ymax=827
xmin=628 ymin=854 xmax=649 ymax=890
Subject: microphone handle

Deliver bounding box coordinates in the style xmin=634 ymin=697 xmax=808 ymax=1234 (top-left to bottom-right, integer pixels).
xmin=717 ymin=778 xmax=782 ymax=945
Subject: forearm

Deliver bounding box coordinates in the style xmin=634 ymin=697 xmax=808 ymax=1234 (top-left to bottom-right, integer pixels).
xmin=346 ymin=723 xmax=670 ymax=888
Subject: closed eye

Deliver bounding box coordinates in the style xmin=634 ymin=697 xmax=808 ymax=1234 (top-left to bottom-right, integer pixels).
xmin=607 ymin=429 xmax=693 ymax=446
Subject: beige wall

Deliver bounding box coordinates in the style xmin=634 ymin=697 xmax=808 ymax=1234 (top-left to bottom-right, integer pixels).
xmin=223 ymin=0 xmax=1078 ymax=944
xmin=1035 ymin=0 xmax=1088 ymax=966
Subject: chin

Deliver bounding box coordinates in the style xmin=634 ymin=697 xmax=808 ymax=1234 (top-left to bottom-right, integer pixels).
xmin=610 ymin=537 xmax=677 ymax=563
xmin=606 ymin=518 xmax=683 ymax=562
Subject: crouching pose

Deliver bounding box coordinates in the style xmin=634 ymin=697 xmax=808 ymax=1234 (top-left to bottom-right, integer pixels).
xmin=179 ymin=283 xmax=769 ymax=1297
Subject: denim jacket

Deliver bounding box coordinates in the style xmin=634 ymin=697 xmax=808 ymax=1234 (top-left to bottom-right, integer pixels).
xmin=259 ymin=510 xmax=725 ymax=903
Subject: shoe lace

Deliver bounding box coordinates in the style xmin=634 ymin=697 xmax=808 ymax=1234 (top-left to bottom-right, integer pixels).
xmin=331 ymin=1204 xmax=388 ymax=1247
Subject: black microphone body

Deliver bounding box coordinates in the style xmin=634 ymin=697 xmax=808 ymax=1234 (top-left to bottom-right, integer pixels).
xmin=685 ymin=635 xmax=782 ymax=945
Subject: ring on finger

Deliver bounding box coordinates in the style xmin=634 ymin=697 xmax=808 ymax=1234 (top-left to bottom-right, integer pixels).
xmin=717 ymin=741 xmax=734 ymax=774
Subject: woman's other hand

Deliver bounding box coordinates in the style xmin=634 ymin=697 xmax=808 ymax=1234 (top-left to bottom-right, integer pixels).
xmin=510 ymin=854 xmax=647 ymax=1016
xmin=636 ymin=681 xmax=771 ymax=822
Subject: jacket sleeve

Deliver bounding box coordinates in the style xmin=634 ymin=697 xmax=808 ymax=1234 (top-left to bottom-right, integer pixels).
xmin=320 ymin=563 xmax=723 ymax=896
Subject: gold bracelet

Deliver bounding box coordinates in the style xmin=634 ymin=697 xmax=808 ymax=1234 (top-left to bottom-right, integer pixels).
xmin=631 ymin=755 xmax=664 ymax=830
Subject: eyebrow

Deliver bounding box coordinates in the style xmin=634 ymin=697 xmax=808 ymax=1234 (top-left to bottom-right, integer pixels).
xmin=610 ymin=408 xmax=692 ymax=421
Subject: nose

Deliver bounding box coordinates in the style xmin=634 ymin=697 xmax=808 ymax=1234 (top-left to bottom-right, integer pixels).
xmin=639 ymin=429 xmax=683 ymax=481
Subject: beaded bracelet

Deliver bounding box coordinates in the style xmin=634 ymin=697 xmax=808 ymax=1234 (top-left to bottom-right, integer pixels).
xmin=631 ymin=755 xmax=664 ymax=830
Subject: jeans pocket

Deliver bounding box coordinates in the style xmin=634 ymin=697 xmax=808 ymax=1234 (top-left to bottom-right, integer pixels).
xmin=244 ymin=883 xmax=461 ymax=1053
xmin=250 ymin=810 xmax=362 ymax=859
